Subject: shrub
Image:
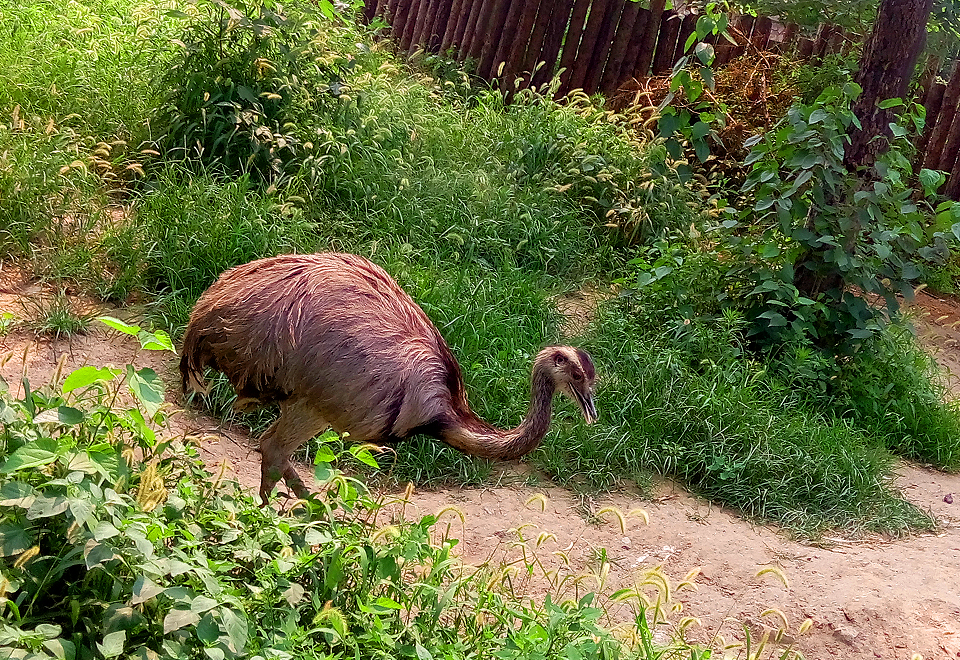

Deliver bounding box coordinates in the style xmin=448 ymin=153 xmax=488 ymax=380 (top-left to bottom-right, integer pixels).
xmin=149 ymin=0 xmax=359 ymax=182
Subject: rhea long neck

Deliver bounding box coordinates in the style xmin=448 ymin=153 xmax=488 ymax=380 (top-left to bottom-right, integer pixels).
xmin=438 ymin=363 xmax=556 ymax=460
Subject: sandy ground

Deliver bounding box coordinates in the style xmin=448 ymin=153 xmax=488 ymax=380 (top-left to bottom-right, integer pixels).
xmin=2 ymin=271 xmax=960 ymax=660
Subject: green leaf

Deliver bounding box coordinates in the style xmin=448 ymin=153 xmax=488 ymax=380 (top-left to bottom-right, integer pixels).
xmin=694 ymin=42 xmax=714 ymax=66
xmin=1 ymin=437 xmax=60 ymax=474
xmin=126 ymin=366 xmax=165 ymax=418
xmin=758 ymin=311 xmax=788 ymax=327
xmin=97 ymin=631 xmax=126 ymax=659
xmin=0 ymin=482 xmax=37 ymax=508
xmin=97 ymin=316 xmax=141 ymax=336
xmin=0 ymin=522 xmax=32 ymax=556
xmin=374 ymin=596 xmax=402 ymax=610
xmin=415 ymin=643 xmax=433 ymax=660
xmin=163 ymin=609 xmax=201 ymax=634
xmin=93 ymin=521 xmax=121 ymax=542
xmin=878 ymin=98 xmax=904 ymax=109
xmin=919 ymin=168 xmax=944 ymax=192
xmin=760 ymin=244 xmax=781 ymax=259
xmin=196 ymin=613 xmax=221 ymax=644
xmin=62 ymin=366 xmax=121 ymax=393
xmin=137 ymin=329 xmax=175 ymax=353
xmin=191 ymin=596 xmax=219 ymax=613
xmin=205 ymin=648 xmax=225 ymax=660
xmin=42 ymin=638 xmax=76 ymax=660
xmin=351 ymin=447 xmax=380 ymax=469
xmin=221 ymin=609 xmax=248 ymax=653
xmin=84 ymin=539 xmax=119 ymax=568
xmin=313 ymin=446 xmax=336 ymax=464
xmin=58 ymin=406 xmax=84 ymax=425
xmin=69 ymin=497 xmax=96 ymax=528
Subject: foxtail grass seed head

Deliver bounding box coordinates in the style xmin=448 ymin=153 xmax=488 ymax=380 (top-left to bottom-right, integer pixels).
xmin=14 ymin=546 xmax=40 ymax=569
xmin=755 ymin=565 xmax=790 ymax=589
xmin=524 ymin=493 xmax=548 ymax=512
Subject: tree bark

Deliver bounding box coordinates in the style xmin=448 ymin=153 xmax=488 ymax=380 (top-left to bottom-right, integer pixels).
xmin=793 ymin=0 xmax=934 ymax=300
xmin=843 ymin=0 xmax=934 ymax=169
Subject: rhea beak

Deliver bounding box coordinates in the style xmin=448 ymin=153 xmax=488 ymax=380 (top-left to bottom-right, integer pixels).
xmin=573 ymin=387 xmax=597 ymax=425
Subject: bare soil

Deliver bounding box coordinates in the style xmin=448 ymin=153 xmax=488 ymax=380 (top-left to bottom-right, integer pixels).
xmin=2 ymin=269 xmax=960 ymax=660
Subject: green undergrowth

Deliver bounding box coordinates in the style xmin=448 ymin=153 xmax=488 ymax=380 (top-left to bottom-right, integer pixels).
xmin=2 ymin=0 xmax=960 ymax=541
xmin=2 ymin=330 xmax=809 ymax=660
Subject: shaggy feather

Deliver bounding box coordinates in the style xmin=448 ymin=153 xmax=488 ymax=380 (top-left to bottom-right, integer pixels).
xmin=180 ymin=253 xmax=597 ymax=502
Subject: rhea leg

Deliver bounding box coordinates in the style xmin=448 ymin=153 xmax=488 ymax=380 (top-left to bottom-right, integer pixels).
xmin=259 ymin=400 xmax=329 ymax=503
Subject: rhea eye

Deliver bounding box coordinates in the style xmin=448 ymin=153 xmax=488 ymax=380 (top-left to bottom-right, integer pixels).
xmin=572 ymin=371 xmax=584 ymax=381
xmin=554 ymin=354 xmax=568 ymax=365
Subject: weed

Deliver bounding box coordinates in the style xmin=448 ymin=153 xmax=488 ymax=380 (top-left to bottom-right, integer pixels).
xmin=21 ymin=291 xmax=95 ymax=339
xmin=0 ymin=331 xmax=813 ymax=660
xmin=148 ymin=0 xmax=358 ymax=182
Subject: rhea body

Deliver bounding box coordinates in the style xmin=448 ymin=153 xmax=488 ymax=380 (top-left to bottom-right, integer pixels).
xmin=180 ymin=253 xmax=597 ymax=502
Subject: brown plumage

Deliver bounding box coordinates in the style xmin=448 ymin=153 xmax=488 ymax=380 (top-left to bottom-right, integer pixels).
xmin=179 ymin=253 xmax=597 ymax=502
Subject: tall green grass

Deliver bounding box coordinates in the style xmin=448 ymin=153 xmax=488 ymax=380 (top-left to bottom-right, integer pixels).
xmin=535 ymin=306 xmax=932 ymax=537
xmin=1 ymin=0 xmax=959 ymax=538
xmin=0 ymin=0 xmax=173 ymax=139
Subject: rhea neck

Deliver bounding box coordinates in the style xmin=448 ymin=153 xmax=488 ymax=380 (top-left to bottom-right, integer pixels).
xmin=438 ymin=362 xmax=556 ymax=460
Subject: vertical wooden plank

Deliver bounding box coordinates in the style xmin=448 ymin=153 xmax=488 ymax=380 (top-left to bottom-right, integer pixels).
xmin=825 ymin=25 xmax=844 ymax=55
xmin=529 ymin=0 xmax=577 ymax=90
xmin=440 ymin=0 xmax=467 ymax=51
xmin=715 ymin=43 xmax=736 ymax=66
xmin=581 ymin=0 xmax=623 ymax=94
xmin=391 ymin=0 xmax=416 ymax=45
xmin=519 ymin=0 xmax=562 ymax=87
xmin=914 ymin=82 xmax=946 ymax=169
xmin=938 ymin=108 xmax=960 ymax=173
xmin=460 ymin=0 xmax=489 ymax=60
xmin=382 ymin=0 xmax=400 ymax=26
xmin=491 ymin=0 xmax=532 ymax=83
xmin=410 ymin=0 xmax=442 ymax=48
xmin=556 ymin=0 xmax=593 ymax=94
xmin=613 ymin=7 xmax=650 ymax=82
xmin=501 ymin=0 xmax=544 ymax=93
xmin=810 ymin=23 xmax=831 ymax=61
xmin=651 ymin=10 xmax=681 ymax=74
xmin=633 ymin=0 xmax=667 ymax=78
xmin=730 ymin=14 xmax=754 ymax=59
xmin=425 ymin=0 xmax=456 ymax=50
xmin=947 ymin=130 xmax=960 ymax=199
xmin=399 ymin=0 xmax=425 ymax=50
xmin=672 ymin=12 xmax=697 ymax=64
xmin=362 ymin=0 xmax=379 ymax=23
xmin=918 ymin=53 xmax=945 ymax=98
xmin=797 ymin=36 xmax=814 ymax=59
xmin=751 ymin=16 xmax=772 ymax=51
xmin=600 ymin=0 xmax=642 ymax=94
xmin=477 ymin=0 xmax=516 ymax=78
xmin=922 ymin=61 xmax=960 ymax=171
xmin=449 ymin=0 xmax=476 ymax=50
xmin=776 ymin=22 xmax=798 ymax=54
xmin=570 ymin=0 xmax=622 ymax=94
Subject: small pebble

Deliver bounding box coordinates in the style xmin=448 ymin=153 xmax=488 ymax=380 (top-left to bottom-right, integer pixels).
xmin=945 ymin=493 xmax=954 ymax=504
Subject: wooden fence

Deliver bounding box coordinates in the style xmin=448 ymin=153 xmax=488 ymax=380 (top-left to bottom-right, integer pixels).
xmin=362 ymin=0 xmax=854 ymax=98
xmin=918 ymin=60 xmax=960 ymax=200
xmin=361 ymin=0 xmax=960 ymax=201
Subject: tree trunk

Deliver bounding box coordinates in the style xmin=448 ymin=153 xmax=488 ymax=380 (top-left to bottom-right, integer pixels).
xmin=843 ymin=0 xmax=933 ymax=169
xmin=793 ymin=0 xmax=933 ymax=300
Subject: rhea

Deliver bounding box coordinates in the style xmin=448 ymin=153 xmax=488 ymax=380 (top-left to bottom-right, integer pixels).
xmin=180 ymin=253 xmax=597 ymax=502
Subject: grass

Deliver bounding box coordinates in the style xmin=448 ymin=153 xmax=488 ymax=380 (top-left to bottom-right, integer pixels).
xmin=22 ymin=290 xmax=95 ymax=338
xmin=3 ymin=350 xmax=818 ymax=660
xmin=0 ymin=0 xmax=958 ymax=541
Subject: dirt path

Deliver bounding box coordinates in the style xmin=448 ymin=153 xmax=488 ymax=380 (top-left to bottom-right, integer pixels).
xmin=2 ymin=275 xmax=960 ymax=660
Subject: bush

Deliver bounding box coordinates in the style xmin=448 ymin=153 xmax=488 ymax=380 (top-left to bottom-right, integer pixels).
xmin=0 ymin=329 xmax=767 ymax=660
xmin=109 ymin=166 xmax=319 ymax=324
xmin=149 ymin=0 xmax=360 ymax=182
